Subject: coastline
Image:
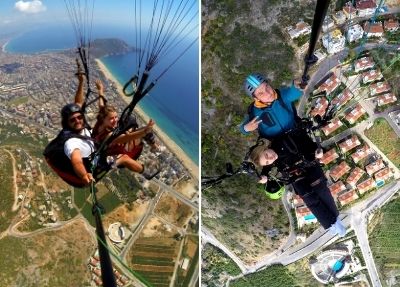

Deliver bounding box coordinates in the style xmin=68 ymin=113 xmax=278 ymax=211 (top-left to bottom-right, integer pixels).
xmin=95 ymin=58 xmax=199 ymax=182
xmin=1 ymin=40 xmax=10 ymax=53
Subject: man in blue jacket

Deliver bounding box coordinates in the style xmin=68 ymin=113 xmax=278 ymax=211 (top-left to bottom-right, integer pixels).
xmin=241 ymin=73 xmax=346 ymax=237
xmin=240 ymin=73 xmax=302 ymax=139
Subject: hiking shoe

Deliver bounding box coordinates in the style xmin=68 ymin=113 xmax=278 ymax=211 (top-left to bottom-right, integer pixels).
xmin=335 ymin=217 xmax=347 ymax=237
xmin=329 ymin=223 xmax=338 ymax=236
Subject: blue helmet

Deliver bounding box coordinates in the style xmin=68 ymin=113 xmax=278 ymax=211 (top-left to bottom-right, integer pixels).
xmin=244 ymin=73 xmax=266 ymax=97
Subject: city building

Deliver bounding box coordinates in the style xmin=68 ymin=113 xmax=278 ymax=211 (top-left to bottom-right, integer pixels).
xmin=384 ymin=18 xmax=399 ymax=32
xmin=338 ymin=189 xmax=359 ymax=205
xmin=330 ymin=161 xmax=351 ymax=181
xmin=322 ymin=29 xmax=346 ymax=54
xmin=363 ymin=21 xmax=384 ymax=38
xmin=346 ymin=167 xmax=365 ymax=187
xmin=356 ymin=0 xmax=377 ymax=17
xmin=310 ymin=97 xmax=329 ymax=117
xmin=329 ymin=181 xmax=347 ymax=197
xmin=318 ymin=73 xmax=341 ymax=94
xmin=365 ymin=159 xmax=385 ymax=175
xmin=346 ymin=24 xmax=364 ymax=43
xmin=345 ymin=104 xmax=366 ymax=124
xmin=362 ymin=69 xmax=383 ymax=84
xmin=354 ymin=56 xmax=375 ymax=72
xmin=287 ymin=21 xmax=312 ymax=39
xmin=339 ymin=135 xmax=361 ymax=153
xmin=322 ymin=16 xmax=335 ymax=32
xmin=357 ymin=177 xmax=376 ymax=194
xmin=333 ymin=11 xmax=347 ymax=25
xmin=320 ymin=148 xmax=340 ymax=165
xmin=377 ymin=92 xmax=397 ymax=106
xmin=322 ymin=118 xmax=343 ymax=136
xmin=351 ymin=144 xmax=373 ymax=163
xmin=370 ymin=81 xmax=391 ymax=96
xmin=332 ymin=88 xmax=354 ymax=108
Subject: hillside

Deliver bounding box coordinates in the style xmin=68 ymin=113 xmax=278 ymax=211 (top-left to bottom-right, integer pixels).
xmin=201 ymin=0 xmax=317 ymax=263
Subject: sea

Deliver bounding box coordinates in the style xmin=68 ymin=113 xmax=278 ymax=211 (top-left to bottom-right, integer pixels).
xmin=5 ymin=23 xmax=199 ymax=165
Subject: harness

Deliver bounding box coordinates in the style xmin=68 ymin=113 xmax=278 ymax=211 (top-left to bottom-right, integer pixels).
xmin=266 ymin=128 xmax=319 ymax=183
xmin=43 ymin=130 xmax=111 ymax=187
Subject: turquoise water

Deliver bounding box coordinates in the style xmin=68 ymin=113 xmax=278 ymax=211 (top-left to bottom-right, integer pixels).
xmin=304 ymin=214 xmax=316 ymax=220
xmin=6 ymin=24 xmax=199 ymax=165
xmin=332 ymin=260 xmax=344 ymax=272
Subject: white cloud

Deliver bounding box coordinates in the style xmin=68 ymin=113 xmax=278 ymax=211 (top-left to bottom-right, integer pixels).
xmin=15 ymin=0 xmax=46 ymax=14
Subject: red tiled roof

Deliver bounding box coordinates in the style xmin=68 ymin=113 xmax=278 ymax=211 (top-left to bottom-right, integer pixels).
xmin=357 ymin=178 xmax=375 ymax=194
xmin=332 ymin=88 xmax=353 ymax=107
xmin=319 ymin=74 xmax=341 ymax=94
xmin=329 ymin=181 xmax=347 ymax=196
xmin=366 ymin=159 xmax=385 ymax=175
xmin=362 ymin=69 xmax=383 ymax=83
xmin=377 ymin=93 xmax=397 ymax=106
xmin=320 ymin=148 xmax=339 ymax=165
xmin=364 ymin=22 xmax=384 ymax=35
xmin=370 ymin=81 xmax=391 ymax=95
xmin=310 ymin=97 xmax=329 ymax=117
xmin=345 ymin=104 xmax=366 ymax=124
xmin=330 ymin=161 xmax=351 ymax=181
xmin=384 ymin=19 xmax=399 ymax=31
xmin=351 ymin=144 xmax=372 ymax=163
xmin=293 ymin=194 xmax=304 ymax=206
xmin=354 ymin=56 xmax=374 ymax=71
xmin=339 ymin=135 xmax=361 ymax=153
xmin=346 ymin=167 xmax=365 ymax=186
xmin=322 ymin=118 xmax=343 ymax=136
xmin=296 ymin=205 xmax=312 ymax=217
xmin=356 ymin=0 xmax=376 ymax=9
xmin=374 ymin=167 xmax=392 ymax=181
xmin=338 ymin=189 xmax=358 ymax=205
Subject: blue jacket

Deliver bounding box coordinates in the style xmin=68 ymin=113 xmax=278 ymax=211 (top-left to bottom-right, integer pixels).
xmin=240 ymin=84 xmax=302 ymax=139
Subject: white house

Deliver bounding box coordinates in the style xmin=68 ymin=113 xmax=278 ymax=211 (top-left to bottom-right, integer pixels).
xmin=287 ymin=21 xmax=312 ymax=39
xmin=322 ymin=16 xmax=335 ymax=32
xmin=346 ymin=24 xmax=364 ymax=43
xmin=322 ymin=29 xmax=346 ymax=54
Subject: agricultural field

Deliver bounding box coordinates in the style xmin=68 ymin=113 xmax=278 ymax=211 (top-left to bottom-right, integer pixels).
xmin=174 ymin=235 xmax=199 ymax=287
xmin=127 ymin=217 xmax=181 ymax=287
xmin=154 ymin=193 xmax=194 ymax=228
xmin=365 ymin=118 xmax=400 ymax=168
xmin=369 ymin=195 xmax=400 ymax=283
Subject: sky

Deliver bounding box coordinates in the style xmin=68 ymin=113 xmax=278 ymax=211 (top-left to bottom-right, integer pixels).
xmin=0 ymin=0 xmax=199 ymax=38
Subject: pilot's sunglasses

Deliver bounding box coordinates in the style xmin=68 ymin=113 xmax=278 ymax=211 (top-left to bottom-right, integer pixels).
xmin=69 ymin=114 xmax=83 ymax=123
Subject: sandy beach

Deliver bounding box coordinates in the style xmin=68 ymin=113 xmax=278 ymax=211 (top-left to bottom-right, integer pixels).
xmin=95 ymin=59 xmax=199 ymax=182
